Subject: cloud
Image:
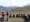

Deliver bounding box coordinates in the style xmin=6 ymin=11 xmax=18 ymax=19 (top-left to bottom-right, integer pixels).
xmin=0 ymin=0 xmax=30 ymax=7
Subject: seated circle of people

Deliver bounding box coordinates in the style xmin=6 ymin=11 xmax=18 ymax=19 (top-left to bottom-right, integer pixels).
xmin=16 ymin=14 xmax=20 ymax=18
xmin=13 ymin=14 xmax=15 ymax=18
xmin=21 ymin=14 xmax=25 ymax=18
xmin=9 ymin=15 xmax=11 ymax=18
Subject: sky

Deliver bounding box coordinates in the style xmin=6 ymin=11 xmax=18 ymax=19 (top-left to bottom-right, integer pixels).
xmin=0 ymin=0 xmax=30 ymax=7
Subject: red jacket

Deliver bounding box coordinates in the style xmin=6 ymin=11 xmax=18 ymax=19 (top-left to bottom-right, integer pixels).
xmin=2 ymin=12 xmax=5 ymax=16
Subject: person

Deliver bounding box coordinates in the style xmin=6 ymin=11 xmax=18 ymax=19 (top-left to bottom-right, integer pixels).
xmin=13 ymin=14 xmax=15 ymax=18
xmin=24 ymin=15 xmax=29 ymax=22
xmin=29 ymin=15 xmax=30 ymax=22
xmin=2 ymin=12 xmax=5 ymax=21
xmin=29 ymin=15 xmax=30 ymax=19
xmin=1 ymin=12 xmax=5 ymax=22
xmin=16 ymin=14 xmax=19 ymax=18
xmin=6 ymin=12 xmax=8 ymax=21
xmin=9 ymin=13 xmax=12 ymax=18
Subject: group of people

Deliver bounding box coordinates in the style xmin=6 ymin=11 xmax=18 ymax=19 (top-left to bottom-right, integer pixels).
xmin=1 ymin=11 xmax=30 ymax=22
xmin=23 ymin=14 xmax=30 ymax=22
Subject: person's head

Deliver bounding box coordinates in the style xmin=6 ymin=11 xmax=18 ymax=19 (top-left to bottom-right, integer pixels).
xmin=25 ymin=14 xmax=27 ymax=16
xmin=27 ymin=14 xmax=29 ymax=16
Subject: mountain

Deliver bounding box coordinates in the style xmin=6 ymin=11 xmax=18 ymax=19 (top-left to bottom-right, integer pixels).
xmin=0 ymin=5 xmax=30 ymax=12
xmin=0 ymin=6 xmax=16 ymax=12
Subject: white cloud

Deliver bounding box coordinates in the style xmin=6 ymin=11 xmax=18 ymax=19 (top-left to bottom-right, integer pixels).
xmin=0 ymin=0 xmax=30 ymax=7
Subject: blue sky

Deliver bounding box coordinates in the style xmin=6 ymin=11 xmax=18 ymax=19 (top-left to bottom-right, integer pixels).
xmin=0 ymin=0 xmax=30 ymax=7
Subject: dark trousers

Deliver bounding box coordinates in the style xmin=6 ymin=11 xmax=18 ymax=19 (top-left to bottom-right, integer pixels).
xmin=6 ymin=16 xmax=8 ymax=21
xmin=7 ymin=16 xmax=8 ymax=21
xmin=2 ymin=16 xmax=4 ymax=21
xmin=24 ymin=19 xmax=28 ymax=22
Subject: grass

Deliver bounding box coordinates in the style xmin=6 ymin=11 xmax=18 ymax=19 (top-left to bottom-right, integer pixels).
xmin=4 ymin=18 xmax=24 ymax=22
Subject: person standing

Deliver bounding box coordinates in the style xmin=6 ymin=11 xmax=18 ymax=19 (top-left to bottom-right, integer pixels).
xmin=1 ymin=12 xmax=5 ymax=22
xmin=24 ymin=15 xmax=29 ymax=22
xmin=6 ymin=12 xmax=8 ymax=21
xmin=9 ymin=12 xmax=12 ymax=18
xmin=29 ymin=15 xmax=30 ymax=22
xmin=2 ymin=12 xmax=5 ymax=21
